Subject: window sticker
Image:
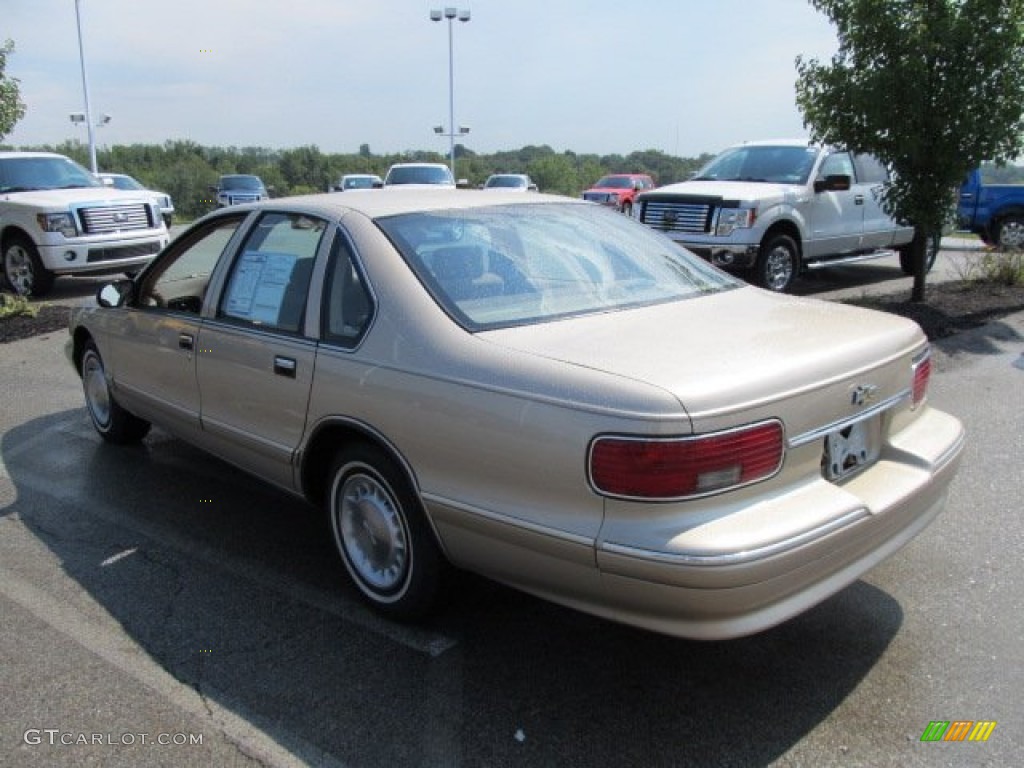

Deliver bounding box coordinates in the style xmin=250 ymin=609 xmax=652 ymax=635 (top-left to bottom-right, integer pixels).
xmin=224 ymin=251 xmax=298 ymax=325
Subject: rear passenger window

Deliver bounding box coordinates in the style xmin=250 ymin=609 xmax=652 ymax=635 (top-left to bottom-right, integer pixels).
xmin=219 ymin=212 xmax=326 ymax=334
xmin=321 ymin=232 xmax=373 ymax=347
xmin=853 ymin=154 xmax=890 ymax=184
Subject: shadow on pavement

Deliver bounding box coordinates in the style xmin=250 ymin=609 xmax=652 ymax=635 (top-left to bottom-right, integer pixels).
xmin=2 ymin=410 xmax=904 ymax=767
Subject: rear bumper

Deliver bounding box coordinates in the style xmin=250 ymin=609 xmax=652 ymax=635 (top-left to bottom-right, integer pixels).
xmin=593 ymin=408 xmax=964 ymax=639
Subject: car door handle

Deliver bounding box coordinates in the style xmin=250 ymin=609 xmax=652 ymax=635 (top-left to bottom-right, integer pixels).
xmin=274 ymin=356 xmax=297 ymax=378
xmin=854 ymin=194 xmax=864 ymax=205
xmin=178 ymin=333 xmax=194 ymax=350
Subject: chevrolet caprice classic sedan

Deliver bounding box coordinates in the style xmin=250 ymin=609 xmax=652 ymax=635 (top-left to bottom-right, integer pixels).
xmin=68 ymin=190 xmax=965 ymax=639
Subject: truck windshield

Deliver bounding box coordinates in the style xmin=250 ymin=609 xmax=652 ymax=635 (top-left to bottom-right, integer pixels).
xmin=693 ymin=145 xmax=818 ymax=185
xmin=0 ymin=156 xmax=102 ymax=193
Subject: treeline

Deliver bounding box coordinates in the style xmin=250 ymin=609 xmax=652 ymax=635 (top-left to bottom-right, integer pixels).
xmin=6 ymin=139 xmax=713 ymax=221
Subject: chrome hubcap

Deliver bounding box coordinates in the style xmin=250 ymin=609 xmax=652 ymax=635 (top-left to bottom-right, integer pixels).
xmin=1000 ymin=220 xmax=1024 ymax=249
xmin=4 ymin=245 xmax=34 ymax=296
xmin=338 ymin=470 xmax=408 ymax=592
xmin=764 ymin=246 xmax=793 ymax=291
xmin=82 ymin=352 xmax=112 ymax=428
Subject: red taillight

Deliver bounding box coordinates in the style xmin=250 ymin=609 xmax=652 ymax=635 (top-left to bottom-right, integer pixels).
xmin=589 ymin=421 xmax=784 ymax=500
xmin=912 ymin=349 xmax=931 ymax=409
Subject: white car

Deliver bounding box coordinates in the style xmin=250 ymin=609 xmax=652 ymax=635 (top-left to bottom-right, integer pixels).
xmin=332 ymin=174 xmax=383 ymax=191
xmin=383 ymin=163 xmax=456 ymax=188
xmin=483 ymin=173 xmax=537 ymax=192
xmin=97 ymin=172 xmax=175 ymax=228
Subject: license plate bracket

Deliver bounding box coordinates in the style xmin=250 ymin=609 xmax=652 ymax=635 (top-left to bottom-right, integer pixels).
xmin=822 ymin=418 xmax=880 ymax=481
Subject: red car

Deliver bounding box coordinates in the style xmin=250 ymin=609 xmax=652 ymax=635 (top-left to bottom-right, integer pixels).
xmin=582 ymin=173 xmax=656 ymax=215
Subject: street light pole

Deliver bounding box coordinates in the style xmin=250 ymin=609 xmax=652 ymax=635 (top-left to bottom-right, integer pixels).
xmin=430 ymin=7 xmax=470 ymax=179
xmin=74 ymin=0 xmax=98 ymax=173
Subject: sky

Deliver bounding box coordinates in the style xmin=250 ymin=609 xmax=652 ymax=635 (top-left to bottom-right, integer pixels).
xmin=3 ymin=0 xmax=839 ymax=159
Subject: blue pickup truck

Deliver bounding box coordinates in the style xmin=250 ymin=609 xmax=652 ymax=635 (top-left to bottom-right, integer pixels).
xmin=957 ymin=167 xmax=1024 ymax=249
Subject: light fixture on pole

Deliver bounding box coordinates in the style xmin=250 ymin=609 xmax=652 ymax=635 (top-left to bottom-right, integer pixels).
xmin=429 ymin=7 xmax=471 ymax=178
xmin=74 ymin=0 xmax=99 ymax=173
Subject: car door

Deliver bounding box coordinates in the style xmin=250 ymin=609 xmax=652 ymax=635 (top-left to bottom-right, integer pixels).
xmin=853 ymin=153 xmax=898 ymax=248
xmin=805 ymin=150 xmax=862 ymax=258
xmin=103 ymin=213 xmax=248 ymax=439
xmin=195 ymin=211 xmax=329 ymax=491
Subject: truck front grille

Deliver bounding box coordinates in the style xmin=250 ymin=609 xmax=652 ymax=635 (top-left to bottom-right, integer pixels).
xmin=639 ymin=199 xmax=713 ymax=234
xmin=79 ymin=204 xmax=154 ymax=234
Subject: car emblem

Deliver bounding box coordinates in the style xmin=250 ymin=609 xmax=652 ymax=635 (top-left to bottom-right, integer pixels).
xmin=661 ymin=209 xmax=677 ymax=228
xmin=113 ymin=212 xmax=127 ymax=223
xmin=850 ymin=383 xmax=880 ymax=406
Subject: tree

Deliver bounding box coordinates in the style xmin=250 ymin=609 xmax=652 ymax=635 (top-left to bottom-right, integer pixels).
xmin=1 ymin=39 xmax=27 ymax=142
xmin=796 ymin=0 xmax=1024 ymax=301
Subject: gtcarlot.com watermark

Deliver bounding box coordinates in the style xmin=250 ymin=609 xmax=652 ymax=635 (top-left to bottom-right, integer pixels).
xmin=24 ymin=729 xmax=203 ymax=747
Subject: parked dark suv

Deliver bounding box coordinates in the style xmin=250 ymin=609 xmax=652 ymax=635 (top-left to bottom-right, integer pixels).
xmin=213 ymin=174 xmax=269 ymax=207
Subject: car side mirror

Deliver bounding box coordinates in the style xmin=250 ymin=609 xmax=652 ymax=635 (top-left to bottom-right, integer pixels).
xmin=814 ymin=174 xmax=852 ymax=193
xmin=528 ymin=184 xmax=538 ymax=192
xmin=97 ymin=280 xmax=133 ymax=308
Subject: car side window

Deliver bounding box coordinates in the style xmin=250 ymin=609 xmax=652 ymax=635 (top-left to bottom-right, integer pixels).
xmin=818 ymin=152 xmax=855 ymax=180
xmin=321 ymin=232 xmax=373 ymax=347
xmin=218 ymin=212 xmax=326 ymax=334
xmin=853 ymin=153 xmax=890 ymax=184
xmin=138 ymin=214 xmax=245 ymax=314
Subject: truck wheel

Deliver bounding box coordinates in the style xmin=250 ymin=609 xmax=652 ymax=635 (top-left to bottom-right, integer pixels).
xmin=995 ymin=216 xmax=1024 ymax=250
xmin=898 ymin=232 xmax=939 ymax=275
xmin=3 ymin=235 xmax=55 ymax=297
xmin=754 ymin=234 xmax=799 ymax=292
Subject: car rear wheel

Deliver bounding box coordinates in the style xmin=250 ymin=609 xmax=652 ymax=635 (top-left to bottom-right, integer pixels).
xmin=898 ymin=232 xmax=940 ymax=275
xmin=995 ymin=216 xmax=1024 ymax=250
xmin=3 ymin=235 xmax=54 ymax=297
xmin=754 ymin=234 xmax=799 ymax=292
xmin=326 ymin=444 xmax=446 ymax=619
xmin=81 ymin=341 xmax=151 ymax=443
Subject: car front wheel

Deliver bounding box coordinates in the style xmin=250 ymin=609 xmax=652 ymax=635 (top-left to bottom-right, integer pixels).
xmin=3 ymin=235 xmax=54 ymax=297
xmin=326 ymin=444 xmax=446 ymax=619
xmin=81 ymin=341 xmax=151 ymax=443
xmin=754 ymin=234 xmax=799 ymax=292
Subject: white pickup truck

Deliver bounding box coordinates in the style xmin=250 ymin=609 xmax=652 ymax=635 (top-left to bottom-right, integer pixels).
xmin=634 ymin=140 xmax=935 ymax=292
xmin=1 ymin=151 xmax=169 ymax=296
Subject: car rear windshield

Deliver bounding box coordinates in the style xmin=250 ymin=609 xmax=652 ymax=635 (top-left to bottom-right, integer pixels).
xmin=486 ymin=175 xmax=526 ymax=188
xmin=387 ymin=166 xmax=453 ymax=185
xmin=376 ymin=202 xmax=738 ymax=331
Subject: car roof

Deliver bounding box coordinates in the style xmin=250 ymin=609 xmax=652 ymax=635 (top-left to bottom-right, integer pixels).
xmin=0 ymin=151 xmax=69 ymax=160
xmin=210 ymin=189 xmax=575 ymax=220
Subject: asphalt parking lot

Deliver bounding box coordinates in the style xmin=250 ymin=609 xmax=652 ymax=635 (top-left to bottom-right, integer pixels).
xmin=1 ymin=241 xmax=1021 ymax=767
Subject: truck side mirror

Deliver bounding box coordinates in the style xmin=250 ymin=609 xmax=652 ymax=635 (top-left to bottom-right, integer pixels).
xmin=814 ymin=174 xmax=852 ymax=193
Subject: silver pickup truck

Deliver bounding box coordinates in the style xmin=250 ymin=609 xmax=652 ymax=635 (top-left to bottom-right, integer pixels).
xmin=634 ymin=140 xmax=934 ymax=292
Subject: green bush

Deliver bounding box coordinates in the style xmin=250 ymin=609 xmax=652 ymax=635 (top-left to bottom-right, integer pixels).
xmin=0 ymin=292 xmax=38 ymax=318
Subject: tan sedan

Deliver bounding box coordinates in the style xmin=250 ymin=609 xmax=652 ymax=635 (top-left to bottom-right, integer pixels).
xmin=68 ymin=190 xmax=964 ymax=639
